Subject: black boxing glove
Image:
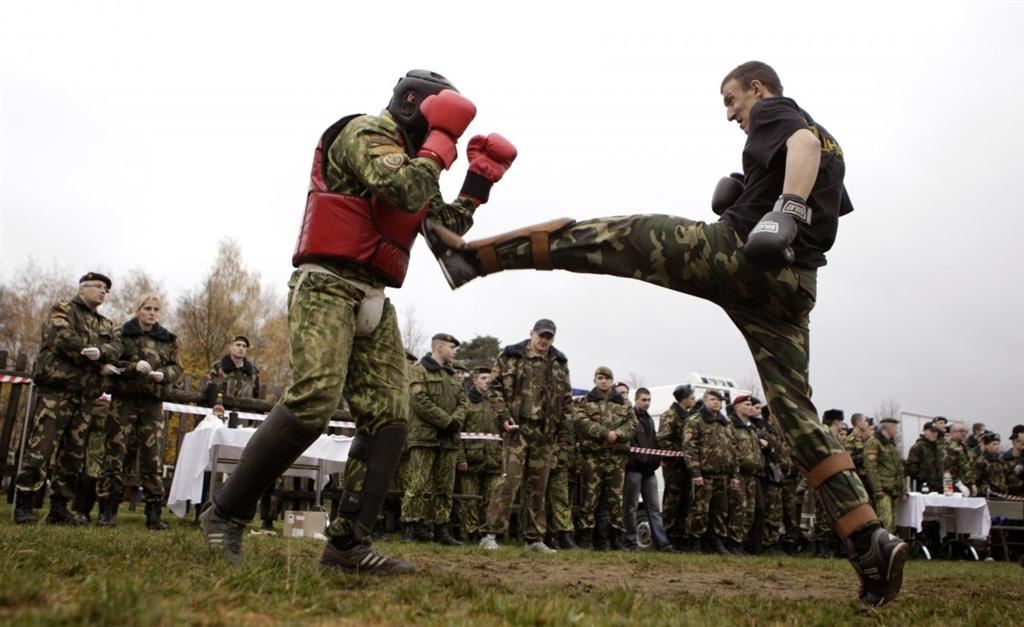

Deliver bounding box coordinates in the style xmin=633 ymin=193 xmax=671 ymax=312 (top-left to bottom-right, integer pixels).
xmin=743 ymin=194 xmax=810 ymax=270
xmin=711 ymin=172 xmax=745 ymax=215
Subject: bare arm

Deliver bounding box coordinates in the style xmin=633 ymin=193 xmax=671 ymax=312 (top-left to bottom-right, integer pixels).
xmin=782 ymin=128 xmax=821 ymax=199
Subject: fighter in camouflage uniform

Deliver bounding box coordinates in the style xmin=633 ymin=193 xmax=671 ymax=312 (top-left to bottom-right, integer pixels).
xmin=456 ymin=368 xmax=503 ymax=542
xmin=727 ymin=394 xmax=764 ymax=555
xmin=14 ymin=272 xmax=121 ymax=526
xmin=401 ymin=333 xmax=466 ymax=545
xmin=200 ymin=70 xmax=517 ymax=573
xmin=98 ymin=294 xmax=181 ymax=530
xmin=657 ymin=384 xmax=698 ymax=550
xmin=478 ymin=319 xmax=574 ymax=553
xmin=575 ymin=366 xmax=637 ymax=550
xmin=427 ymin=61 xmax=907 ymax=604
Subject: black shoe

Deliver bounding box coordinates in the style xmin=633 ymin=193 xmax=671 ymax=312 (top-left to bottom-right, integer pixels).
xmin=846 ymin=527 xmax=909 ymax=607
xmin=709 ymin=536 xmax=731 ymax=556
xmin=46 ymin=497 xmax=87 ymax=526
xmin=421 ymin=219 xmax=481 ymax=290
xmin=320 ymin=540 xmax=416 ymax=574
xmin=97 ymin=499 xmax=119 ymax=527
xmin=657 ymin=545 xmax=681 ymax=553
xmin=557 ymin=530 xmax=577 ymax=550
xmin=433 ymin=525 xmax=463 ymax=546
xmin=14 ymin=491 xmax=37 ymax=525
xmin=402 ymin=523 xmax=418 ymax=543
xmin=726 ymin=539 xmax=749 ymax=557
xmin=576 ymin=528 xmax=593 ymax=550
xmin=260 ymin=518 xmax=275 ymax=532
xmin=145 ymin=501 xmax=170 ymax=530
xmin=199 ymin=502 xmax=246 ymax=564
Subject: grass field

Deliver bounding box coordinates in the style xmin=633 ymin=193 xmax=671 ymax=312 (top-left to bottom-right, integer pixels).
xmin=1 ymin=503 xmax=1022 ymax=626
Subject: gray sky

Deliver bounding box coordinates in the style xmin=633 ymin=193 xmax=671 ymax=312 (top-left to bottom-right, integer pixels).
xmin=3 ymin=1 xmax=1023 ymax=439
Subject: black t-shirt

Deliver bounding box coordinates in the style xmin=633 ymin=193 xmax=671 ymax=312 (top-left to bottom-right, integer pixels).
xmin=720 ymin=97 xmax=853 ymax=268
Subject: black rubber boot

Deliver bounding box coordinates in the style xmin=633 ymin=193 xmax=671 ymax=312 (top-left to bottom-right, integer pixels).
xmin=708 ymin=535 xmax=731 ymax=555
xmin=97 ymin=499 xmax=119 ymax=527
xmin=75 ymin=476 xmax=98 ymax=523
xmin=433 ymin=524 xmax=463 ymax=546
xmin=14 ymin=490 xmax=37 ymax=525
xmin=47 ymin=496 xmax=87 ymax=526
xmin=557 ymin=530 xmax=577 ymax=550
xmin=145 ymin=501 xmax=169 ymax=530
xmin=576 ymin=528 xmax=593 ymax=550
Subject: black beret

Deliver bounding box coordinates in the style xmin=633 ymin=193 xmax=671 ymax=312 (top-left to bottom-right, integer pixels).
xmin=982 ymin=432 xmax=1000 ymax=445
xmin=705 ymin=389 xmax=724 ymax=400
xmin=673 ymin=384 xmax=694 ymax=401
xmin=431 ymin=333 xmax=460 ymax=347
xmin=79 ymin=272 xmax=112 ymax=289
xmin=822 ymin=409 xmax=844 ymax=425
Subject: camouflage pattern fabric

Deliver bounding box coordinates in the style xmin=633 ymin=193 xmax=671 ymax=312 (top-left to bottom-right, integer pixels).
xmin=98 ymin=397 xmax=165 ymax=502
xmin=458 ymin=471 xmax=502 ymax=535
xmin=84 ymin=399 xmax=109 ymax=479
xmin=480 ymin=423 xmax=555 ymax=542
xmin=658 ymin=402 xmax=696 ymax=539
xmin=109 ymin=318 xmax=181 ymax=399
xmin=944 ymin=440 xmax=975 ymax=490
xmin=545 ymin=465 xmax=574 ymax=533
xmin=575 ymin=388 xmax=636 ymax=532
xmin=489 ymin=216 xmax=875 ymax=532
xmin=757 ymin=414 xmax=791 ymax=545
xmin=31 ymin=296 xmax=120 ymax=396
xmin=864 ymin=433 xmax=905 ymax=529
xmin=407 ymin=355 xmax=466 ymax=450
xmin=683 ymin=408 xmax=739 ymax=479
xmin=688 ymin=475 xmax=730 ymax=538
xmin=728 ymin=474 xmax=758 ymax=543
xmin=779 ymin=471 xmax=803 ymax=544
xmin=906 ymin=437 xmax=944 ymax=492
xmin=974 ymin=452 xmax=1008 ymax=496
xmin=208 ymin=356 xmax=260 ymax=399
xmin=16 ymin=390 xmax=94 ymax=497
xmin=401 ymin=446 xmax=458 ymax=525
xmin=459 ymin=389 xmax=502 ymax=473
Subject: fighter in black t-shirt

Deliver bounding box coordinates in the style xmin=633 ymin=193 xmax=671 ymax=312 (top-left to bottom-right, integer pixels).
xmin=425 ymin=61 xmax=909 ymax=606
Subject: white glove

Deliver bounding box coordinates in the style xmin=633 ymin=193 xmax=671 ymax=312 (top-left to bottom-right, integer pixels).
xmin=100 ymin=364 xmax=123 ymax=376
xmin=81 ymin=347 xmax=101 ymax=361
xmin=136 ymin=360 xmax=153 ymax=375
xmin=148 ymin=370 xmax=164 ymax=383
xmin=970 ymin=485 xmax=978 ymax=497
xmin=955 ymin=481 xmax=970 ymax=496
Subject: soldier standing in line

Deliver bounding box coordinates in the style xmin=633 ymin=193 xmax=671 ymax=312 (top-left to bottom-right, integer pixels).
xmin=478 ymin=319 xmax=574 ymax=553
xmin=754 ymin=399 xmax=791 ymax=553
xmin=906 ymin=423 xmax=944 ymax=493
xmin=402 ymin=333 xmax=466 ymax=545
xmin=657 ymin=384 xmax=698 ymax=551
xmin=727 ymin=394 xmax=764 ymax=556
xmin=14 ymin=272 xmax=121 ymax=526
xmin=97 ymin=293 xmax=181 ymax=530
xmin=684 ymin=389 xmax=738 ymax=555
xmin=74 ymin=397 xmax=111 ymax=523
xmin=456 ymin=367 xmax=503 ymax=544
xmin=974 ymin=432 xmax=1008 ymax=496
xmin=575 ymin=366 xmax=637 ymax=550
xmin=545 ymin=385 xmax=579 ymax=550
xmin=944 ymin=421 xmax=975 ymax=496
xmin=810 ymin=409 xmax=844 ymax=557
xmin=863 ymin=417 xmax=906 ymax=531
xmin=845 ymin=413 xmax=874 ymax=499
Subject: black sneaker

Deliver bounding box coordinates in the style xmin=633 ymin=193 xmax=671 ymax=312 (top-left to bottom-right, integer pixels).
xmin=46 ymin=507 xmax=87 ymax=526
xmin=421 ymin=219 xmax=481 ymax=290
xmin=846 ymin=527 xmax=909 ymax=607
xmin=320 ymin=541 xmax=416 ymax=574
xmin=199 ymin=503 xmax=246 ymax=564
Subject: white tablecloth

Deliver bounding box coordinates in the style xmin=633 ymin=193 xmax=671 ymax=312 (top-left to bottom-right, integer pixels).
xmin=894 ymin=492 xmax=991 ymax=537
xmin=166 ymin=424 xmax=352 ymax=517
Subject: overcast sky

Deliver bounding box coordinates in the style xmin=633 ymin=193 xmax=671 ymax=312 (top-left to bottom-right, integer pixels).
xmin=2 ymin=1 xmax=1022 ymax=438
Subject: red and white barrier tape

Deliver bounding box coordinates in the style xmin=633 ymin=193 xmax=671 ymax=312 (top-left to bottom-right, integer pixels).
xmin=628 ymin=446 xmax=685 ymax=458
xmin=0 ymin=375 xmax=32 ymax=384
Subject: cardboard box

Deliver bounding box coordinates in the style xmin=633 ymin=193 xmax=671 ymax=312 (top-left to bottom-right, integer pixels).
xmin=283 ymin=510 xmax=328 ymax=539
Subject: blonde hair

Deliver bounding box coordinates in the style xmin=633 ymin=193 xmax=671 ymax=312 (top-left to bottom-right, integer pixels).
xmin=135 ymin=293 xmax=162 ymax=312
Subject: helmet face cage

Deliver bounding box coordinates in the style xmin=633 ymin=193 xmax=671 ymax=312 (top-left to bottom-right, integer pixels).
xmin=386 ymin=70 xmax=457 ymax=150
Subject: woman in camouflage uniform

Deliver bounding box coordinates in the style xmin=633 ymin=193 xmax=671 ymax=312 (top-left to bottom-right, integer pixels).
xmin=97 ymin=294 xmax=181 ymax=529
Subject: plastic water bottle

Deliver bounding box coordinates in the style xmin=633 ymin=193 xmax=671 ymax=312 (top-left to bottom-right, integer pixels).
xmin=943 ymin=471 xmax=954 ymax=496
xmin=921 ymin=482 xmax=930 ymax=494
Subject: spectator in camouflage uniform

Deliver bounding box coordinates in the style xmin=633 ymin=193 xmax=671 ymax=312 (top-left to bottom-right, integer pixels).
xmin=684 ymin=389 xmax=738 ymax=554
xmin=97 ymin=293 xmax=181 ymax=530
xmin=14 ymin=272 xmax=121 ymax=526
xmin=545 ymin=388 xmax=578 ymax=550
xmin=479 ymin=319 xmax=574 ymax=554
xmin=457 ymin=367 xmax=502 ymax=543
xmin=207 ymin=336 xmax=261 ymax=401
xmin=810 ymin=409 xmax=844 ymax=557
xmin=657 ymin=384 xmax=698 ymax=550
xmin=755 ymin=399 xmax=793 ymax=552
xmin=863 ymin=417 xmax=906 ymax=531
xmin=574 ymin=366 xmax=637 ymax=550
xmin=944 ymin=421 xmax=975 ymax=496
xmin=974 ymin=433 xmax=1008 ymax=496
xmin=200 ymin=70 xmax=511 ymax=573
xmin=402 ymin=333 xmax=467 ymax=545
xmin=1000 ymin=427 xmax=1024 ymax=496
xmin=846 ymin=413 xmax=874 ymax=497
xmin=74 ymin=397 xmax=111 ymax=522
xmin=906 ymin=423 xmax=944 ymax=493
xmin=727 ymin=394 xmax=764 ymax=555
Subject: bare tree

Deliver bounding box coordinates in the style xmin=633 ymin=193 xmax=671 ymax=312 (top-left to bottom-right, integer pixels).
xmin=875 ymin=397 xmax=901 ymax=422
xmin=103 ymin=267 xmax=170 ymax=326
xmin=625 ymin=371 xmax=647 ymax=390
xmin=0 ymin=259 xmax=76 ymax=360
xmin=737 ymin=369 xmax=764 ymax=398
xmin=400 ymin=305 xmax=427 ymax=358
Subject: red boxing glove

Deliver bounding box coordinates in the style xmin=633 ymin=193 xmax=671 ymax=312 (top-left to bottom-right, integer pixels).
xmin=467 ymin=133 xmax=518 ymax=183
xmin=417 ymin=90 xmax=477 ymax=169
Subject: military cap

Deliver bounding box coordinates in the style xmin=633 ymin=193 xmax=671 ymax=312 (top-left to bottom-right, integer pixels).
xmin=79 ymin=272 xmax=112 ymax=289
xmin=732 ymin=394 xmax=752 ymax=406
xmin=474 ymin=365 xmax=492 ymax=375
xmin=453 ymin=360 xmax=469 ymax=372
xmin=822 ymin=409 xmax=844 ymax=425
xmin=594 ymin=365 xmax=614 ymax=379
xmin=981 ymin=432 xmax=1000 ymax=445
xmin=672 ymin=384 xmax=694 ymax=401
xmin=704 ymin=389 xmax=724 ymax=400
xmin=750 ymin=397 xmax=763 ymax=406
xmin=879 ymin=416 xmax=899 ymax=424
xmin=404 ymin=349 xmax=419 ymax=362
xmin=532 ymin=318 xmax=557 ymax=335
xmin=923 ymin=422 xmax=941 ymax=433
xmin=431 ymin=332 xmax=460 ymax=347
xmin=232 ymin=335 xmax=251 ymax=347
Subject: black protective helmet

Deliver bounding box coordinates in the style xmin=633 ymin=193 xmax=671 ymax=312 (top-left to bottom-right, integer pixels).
xmin=387 ymin=69 xmax=458 ymax=151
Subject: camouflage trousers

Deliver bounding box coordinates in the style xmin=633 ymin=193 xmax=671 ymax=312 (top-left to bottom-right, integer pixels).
xmin=458 ymin=471 xmax=502 ymax=534
xmin=781 ymin=474 xmax=804 ymax=542
xmin=874 ymin=493 xmax=896 ymax=531
xmin=762 ymin=481 xmax=785 ymax=546
xmin=661 ymin=462 xmax=692 ymax=539
xmin=545 ymin=465 xmax=574 ymax=533
xmin=728 ymin=473 xmax=758 ymax=543
xmin=687 ymin=474 xmax=730 ymax=538
xmin=16 ymin=388 xmax=94 ymax=498
xmin=281 ymin=270 xmax=409 ymax=539
xmin=84 ymin=400 xmax=109 ymax=479
xmin=814 ymin=492 xmax=837 ymax=544
xmin=491 ymin=216 xmax=873 ymax=532
xmin=401 ymin=446 xmax=457 ymax=525
xmin=481 ymin=423 xmax=554 ymax=543
xmin=99 ymin=397 xmax=165 ymax=503
xmin=578 ymin=453 xmax=626 ymax=532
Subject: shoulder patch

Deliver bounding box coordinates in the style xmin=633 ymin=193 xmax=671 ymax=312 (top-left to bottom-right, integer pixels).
xmin=51 ymin=317 xmax=70 ymax=328
xmin=379 ymin=153 xmax=405 ymax=170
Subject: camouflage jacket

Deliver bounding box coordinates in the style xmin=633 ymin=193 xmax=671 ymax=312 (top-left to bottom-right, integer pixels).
xmin=864 ymin=434 xmax=906 ymax=497
xmin=458 ymin=386 xmax=502 ymax=473
xmin=974 ymin=451 xmax=1008 ymax=495
xmin=320 ymin=110 xmax=480 ymax=288
xmin=208 ymin=355 xmax=261 ymax=400
xmin=1002 ymin=449 xmax=1024 ymax=494
xmin=943 ymin=440 xmax=975 ymax=488
xmin=575 ymin=387 xmax=637 ymax=457
xmin=906 ymin=437 xmax=944 ymax=491
xmin=730 ymin=415 xmax=765 ymax=476
xmin=110 ymin=318 xmax=182 ymax=400
xmin=845 ymin=431 xmax=868 ymax=474
xmin=759 ymin=414 xmax=793 ymax=475
xmin=408 ymin=354 xmax=467 ymax=450
xmin=657 ymin=401 xmax=696 ymax=467
xmin=487 ymin=340 xmax=574 ymax=447
xmin=683 ymin=407 xmax=738 ymax=478
xmin=32 ymin=296 xmax=121 ymax=396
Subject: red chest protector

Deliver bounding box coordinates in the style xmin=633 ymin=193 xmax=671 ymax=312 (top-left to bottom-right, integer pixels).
xmin=292 ymin=115 xmax=428 ymax=287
